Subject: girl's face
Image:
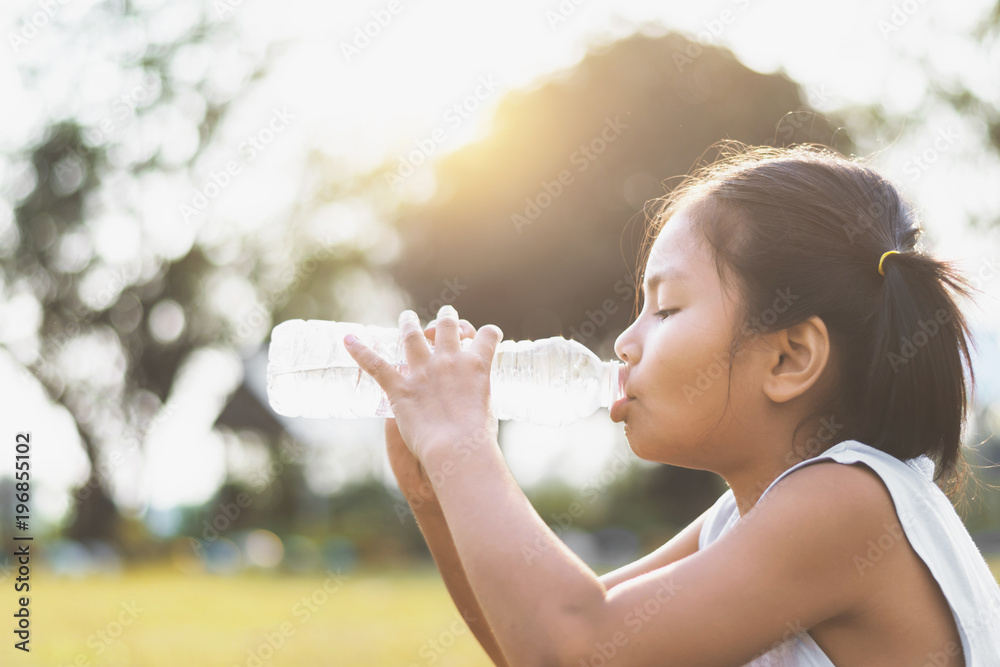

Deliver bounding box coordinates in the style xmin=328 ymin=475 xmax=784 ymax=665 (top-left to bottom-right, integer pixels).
xmin=612 ymin=208 xmax=770 ymax=471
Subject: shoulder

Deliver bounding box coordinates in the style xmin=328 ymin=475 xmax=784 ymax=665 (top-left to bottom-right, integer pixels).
xmin=752 ymin=458 xmax=900 ymax=550
xmin=588 ymin=460 xmax=904 ymax=663
xmin=717 ymin=460 xmax=901 ymax=614
xmin=768 ymin=457 xmax=894 ymax=511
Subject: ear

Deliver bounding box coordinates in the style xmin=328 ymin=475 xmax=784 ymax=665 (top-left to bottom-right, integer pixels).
xmin=760 ymin=315 xmax=831 ymax=404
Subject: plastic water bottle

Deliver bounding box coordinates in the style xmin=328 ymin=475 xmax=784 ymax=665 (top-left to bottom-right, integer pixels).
xmin=266 ymin=319 xmax=626 ymax=426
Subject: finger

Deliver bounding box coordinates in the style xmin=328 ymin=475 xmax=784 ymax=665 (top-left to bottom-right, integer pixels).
xmin=470 ymin=323 xmax=503 ymax=364
xmin=344 ymin=333 xmax=402 ymax=395
xmin=425 ymin=319 xmax=475 ymax=344
xmin=398 ymin=309 xmax=431 ymax=366
xmin=457 ymin=319 xmax=477 ymax=337
xmin=432 ymin=304 xmax=461 ymax=353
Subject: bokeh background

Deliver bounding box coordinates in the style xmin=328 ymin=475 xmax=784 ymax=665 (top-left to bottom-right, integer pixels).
xmin=2 ymin=0 xmax=999 ymax=665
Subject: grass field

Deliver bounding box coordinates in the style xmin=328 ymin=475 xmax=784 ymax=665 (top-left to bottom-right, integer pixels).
xmin=11 ymin=565 xmax=493 ymax=667
xmin=8 ymin=559 xmax=1000 ymax=666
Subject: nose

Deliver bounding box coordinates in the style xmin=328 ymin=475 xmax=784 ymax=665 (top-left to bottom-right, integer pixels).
xmin=614 ymin=319 xmax=640 ymax=364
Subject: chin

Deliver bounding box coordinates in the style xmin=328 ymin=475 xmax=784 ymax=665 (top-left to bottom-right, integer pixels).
xmin=623 ymin=427 xmax=656 ymax=462
xmin=624 ymin=427 xmax=682 ymax=466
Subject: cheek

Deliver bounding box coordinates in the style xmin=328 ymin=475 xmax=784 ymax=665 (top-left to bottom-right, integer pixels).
xmin=648 ymin=321 xmax=735 ymax=409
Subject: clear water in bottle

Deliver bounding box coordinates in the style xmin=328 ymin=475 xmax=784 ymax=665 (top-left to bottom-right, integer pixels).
xmin=267 ymin=319 xmax=625 ymax=426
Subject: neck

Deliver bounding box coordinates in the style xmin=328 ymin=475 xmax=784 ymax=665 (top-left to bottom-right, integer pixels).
xmin=718 ymin=419 xmax=845 ymax=516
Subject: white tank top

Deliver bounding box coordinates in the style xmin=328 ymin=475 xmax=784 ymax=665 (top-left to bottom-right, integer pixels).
xmin=698 ymin=439 xmax=1000 ymax=666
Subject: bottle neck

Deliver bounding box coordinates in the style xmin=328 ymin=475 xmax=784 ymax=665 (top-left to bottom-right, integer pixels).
xmin=600 ymin=360 xmax=625 ymax=408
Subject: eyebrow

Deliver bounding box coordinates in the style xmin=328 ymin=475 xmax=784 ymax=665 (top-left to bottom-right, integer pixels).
xmin=642 ymin=267 xmax=690 ymax=292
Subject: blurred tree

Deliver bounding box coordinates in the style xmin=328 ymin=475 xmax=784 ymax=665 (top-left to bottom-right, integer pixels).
xmin=3 ymin=4 xmax=269 ymax=543
xmin=384 ymin=30 xmax=853 ymax=528
xmin=1 ymin=2 xmax=374 ymax=546
xmin=389 ymin=31 xmax=853 ymax=347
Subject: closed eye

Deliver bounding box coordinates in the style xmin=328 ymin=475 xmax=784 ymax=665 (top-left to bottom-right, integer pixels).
xmin=655 ymin=309 xmax=678 ymax=320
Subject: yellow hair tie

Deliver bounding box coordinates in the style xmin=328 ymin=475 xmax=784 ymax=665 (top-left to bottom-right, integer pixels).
xmin=878 ymin=250 xmax=901 ymax=276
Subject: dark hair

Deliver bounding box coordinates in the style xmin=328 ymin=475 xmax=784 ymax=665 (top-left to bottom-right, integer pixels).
xmin=642 ymin=142 xmax=984 ymax=502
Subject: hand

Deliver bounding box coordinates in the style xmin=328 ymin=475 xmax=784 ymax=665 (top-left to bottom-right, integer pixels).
xmin=345 ymin=305 xmax=503 ymax=462
xmin=383 ymin=315 xmax=479 ymax=512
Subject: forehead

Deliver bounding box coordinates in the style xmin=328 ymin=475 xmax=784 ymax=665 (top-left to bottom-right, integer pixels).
xmin=642 ymin=210 xmax=709 ymax=289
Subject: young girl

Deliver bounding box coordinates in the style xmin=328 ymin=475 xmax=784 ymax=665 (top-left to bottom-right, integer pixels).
xmin=345 ymin=143 xmax=1000 ymax=665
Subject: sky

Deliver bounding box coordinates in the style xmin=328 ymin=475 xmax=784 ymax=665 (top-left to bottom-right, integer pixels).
xmin=0 ymin=0 xmax=998 ymax=525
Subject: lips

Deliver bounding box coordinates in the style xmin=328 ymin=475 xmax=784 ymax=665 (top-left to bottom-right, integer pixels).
xmin=610 ymin=366 xmax=633 ymax=423
xmin=610 ymin=395 xmax=633 ymax=423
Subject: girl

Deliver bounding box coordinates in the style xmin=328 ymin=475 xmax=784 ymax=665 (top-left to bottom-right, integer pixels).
xmin=345 ymin=143 xmax=1000 ymax=665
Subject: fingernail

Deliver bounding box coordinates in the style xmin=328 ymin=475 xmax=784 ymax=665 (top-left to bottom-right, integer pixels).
xmin=399 ymin=310 xmax=418 ymax=325
xmin=437 ymin=304 xmax=457 ymax=319
xmin=344 ymin=334 xmax=358 ymax=346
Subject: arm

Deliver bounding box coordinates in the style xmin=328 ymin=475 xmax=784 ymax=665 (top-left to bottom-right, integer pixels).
xmin=421 ymin=449 xmax=879 ymax=666
xmin=347 ymin=310 xmax=875 ymax=665
xmin=386 ymin=317 xmax=510 ymax=665
xmin=384 ymin=415 xmax=510 ymax=666
xmin=599 ymin=507 xmax=709 ymax=590
xmin=410 ymin=501 xmax=511 ymax=666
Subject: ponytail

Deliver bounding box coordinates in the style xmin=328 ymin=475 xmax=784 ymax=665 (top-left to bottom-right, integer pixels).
xmin=861 ymin=247 xmax=978 ymax=498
